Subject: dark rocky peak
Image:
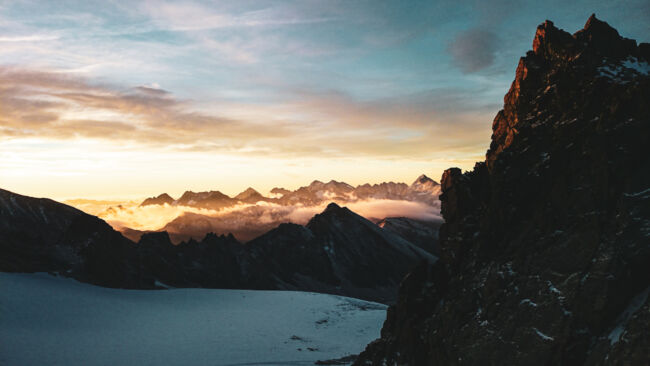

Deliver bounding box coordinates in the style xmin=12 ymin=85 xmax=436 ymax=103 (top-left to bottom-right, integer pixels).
xmin=140 ymin=193 xmax=174 ymax=206
xmin=324 ymin=201 xmax=342 ymax=212
xmin=532 ymin=14 xmax=639 ymax=64
xmin=355 ymin=15 xmax=649 ymax=365
xmin=532 ymin=20 xmax=579 ymax=61
xmin=574 ymin=14 xmax=637 ymax=59
xmin=314 ymin=202 xmax=354 ymax=220
xmin=306 ymin=203 xmax=385 ymax=241
xmin=487 ymin=14 xmax=649 ymax=170
xmin=306 ymin=203 xmax=364 ymax=233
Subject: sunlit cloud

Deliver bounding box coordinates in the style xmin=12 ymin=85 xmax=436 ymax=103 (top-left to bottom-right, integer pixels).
xmin=0 ymin=65 xmax=492 ymax=160
xmin=67 ymin=197 xmax=441 ymax=242
xmin=3 ymin=0 xmax=647 ymax=200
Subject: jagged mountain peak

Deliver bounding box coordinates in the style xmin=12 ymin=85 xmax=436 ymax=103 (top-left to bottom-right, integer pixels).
xmin=356 ymin=15 xmax=650 ymax=365
xmin=532 ymin=13 xmax=639 ymax=63
xmin=488 ymin=14 xmax=649 ymax=169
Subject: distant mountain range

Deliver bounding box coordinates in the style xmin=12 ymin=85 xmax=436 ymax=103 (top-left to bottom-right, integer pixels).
xmin=103 ymin=175 xmax=443 ymax=244
xmin=0 ymin=187 xmax=437 ymax=303
xmin=140 ymin=174 xmax=441 ymax=209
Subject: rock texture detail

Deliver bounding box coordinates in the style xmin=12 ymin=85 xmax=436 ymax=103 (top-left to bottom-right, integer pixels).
xmin=356 ymin=15 xmax=650 ymax=365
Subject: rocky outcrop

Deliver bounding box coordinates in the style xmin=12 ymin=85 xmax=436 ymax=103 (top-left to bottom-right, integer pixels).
xmin=356 ymin=15 xmax=649 ymax=365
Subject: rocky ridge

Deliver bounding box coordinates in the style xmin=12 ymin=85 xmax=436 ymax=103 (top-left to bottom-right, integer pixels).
xmin=355 ymin=15 xmax=650 ymax=365
xmin=139 ymin=175 xmax=442 ymax=210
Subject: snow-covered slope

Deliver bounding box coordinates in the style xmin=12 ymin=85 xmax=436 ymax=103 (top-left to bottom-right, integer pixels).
xmin=0 ymin=273 xmax=387 ymax=366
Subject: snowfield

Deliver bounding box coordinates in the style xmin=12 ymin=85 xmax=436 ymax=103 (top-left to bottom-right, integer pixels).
xmin=0 ymin=273 xmax=387 ymax=366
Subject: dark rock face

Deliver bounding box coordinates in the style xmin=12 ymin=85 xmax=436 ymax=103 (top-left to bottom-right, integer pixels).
xmin=377 ymin=217 xmax=442 ymax=255
xmin=356 ymin=16 xmax=650 ymax=365
xmin=136 ymin=231 xmax=252 ymax=289
xmin=246 ymin=203 xmax=437 ymax=303
xmin=0 ymin=189 xmax=148 ymax=288
xmin=139 ymin=202 xmax=437 ymax=303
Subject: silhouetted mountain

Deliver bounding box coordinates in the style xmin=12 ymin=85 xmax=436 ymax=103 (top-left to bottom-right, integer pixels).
xmin=356 ymin=15 xmax=650 ymax=365
xmin=246 ymin=203 xmax=437 ymax=303
xmin=0 ymin=188 xmax=147 ymax=288
xmin=1 ymin=188 xmax=434 ymax=303
xmin=137 ymin=202 xmax=436 ymax=303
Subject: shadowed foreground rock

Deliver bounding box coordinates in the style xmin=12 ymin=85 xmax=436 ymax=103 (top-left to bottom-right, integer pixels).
xmin=355 ymin=15 xmax=650 ymax=365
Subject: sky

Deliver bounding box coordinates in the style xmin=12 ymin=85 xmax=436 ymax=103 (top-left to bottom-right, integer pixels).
xmin=1 ymin=0 xmax=649 ymax=200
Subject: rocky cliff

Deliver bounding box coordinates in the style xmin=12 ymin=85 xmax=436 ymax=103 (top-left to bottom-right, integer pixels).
xmin=356 ymin=15 xmax=649 ymax=365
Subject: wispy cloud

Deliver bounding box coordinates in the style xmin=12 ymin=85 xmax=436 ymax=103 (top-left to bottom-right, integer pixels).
xmin=0 ymin=66 xmax=493 ymax=160
xmin=140 ymin=1 xmax=333 ymax=32
xmin=0 ymin=35 xmax=60 ymax=42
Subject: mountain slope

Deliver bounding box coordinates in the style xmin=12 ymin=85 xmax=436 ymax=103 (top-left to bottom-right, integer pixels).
xmin=247 ymin=203 xmax=437 ymax=303
xmin=1 ymin=187 xmax=433 ymax=303
xmin=356 ymin=15 xmax=650 ymax=365
xmin=140 ymin=203 xmax=437 ymax=303
xmin=377 ymin=217 xmax=442 ymax=255
xmin=0 ymin=189 xmax=146 ymax=288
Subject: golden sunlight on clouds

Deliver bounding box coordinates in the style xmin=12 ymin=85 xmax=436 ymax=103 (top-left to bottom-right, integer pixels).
xmin=66 ymin=198 xmax=441 ymax=241
xmin=0 ymin=65 xmax=491 ymax=199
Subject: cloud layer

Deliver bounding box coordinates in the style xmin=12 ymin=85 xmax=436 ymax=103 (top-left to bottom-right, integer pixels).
xmin=72 ymin=198 xmax=441 ymax=243
xmin=0 ymin=65 xmax=493 ymax=159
